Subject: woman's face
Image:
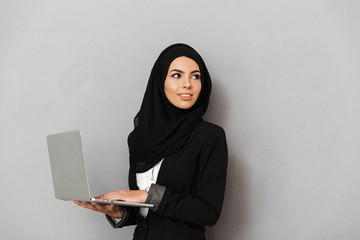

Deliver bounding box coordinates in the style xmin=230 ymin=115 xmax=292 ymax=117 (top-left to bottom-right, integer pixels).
xmin=164 ymin=56 xmax=202 ymax=109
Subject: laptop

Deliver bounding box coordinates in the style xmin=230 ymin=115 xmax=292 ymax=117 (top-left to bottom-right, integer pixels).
xmin=46 ymin=130 xmax=153 ymax=208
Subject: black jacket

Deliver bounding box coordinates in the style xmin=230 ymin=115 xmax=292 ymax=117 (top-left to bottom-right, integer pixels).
xmin=107 ymin=120 xmax=228 ymax=240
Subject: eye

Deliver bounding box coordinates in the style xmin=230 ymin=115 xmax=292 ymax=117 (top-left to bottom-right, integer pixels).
xmin=171 ymin=73 xmax=181 ymax=78
xmin=192 ymin=74 xmax=200 ymax=79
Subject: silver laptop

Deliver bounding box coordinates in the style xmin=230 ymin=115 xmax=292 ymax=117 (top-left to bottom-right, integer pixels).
xmin=46 ymin=130 xmax=153 ymax=208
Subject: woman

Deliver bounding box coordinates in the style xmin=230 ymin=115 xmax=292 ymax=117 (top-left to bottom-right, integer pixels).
xmin=75 ymin=43 xmax=228 ymax=240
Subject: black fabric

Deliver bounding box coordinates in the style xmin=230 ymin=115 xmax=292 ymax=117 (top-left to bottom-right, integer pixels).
xmin=107 ymin=120 xmax=228 ymax=240
xmin=105 ymin=207 xmax=129 ymax=228
xmin=144 ymin=184 xmax=166 ymax=212
xmin=128 ymin=43 xmax=212 ymax=173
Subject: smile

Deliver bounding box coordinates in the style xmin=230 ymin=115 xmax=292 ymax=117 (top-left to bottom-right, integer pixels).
xmin=178 ymin=94 xmax=193 ymax=101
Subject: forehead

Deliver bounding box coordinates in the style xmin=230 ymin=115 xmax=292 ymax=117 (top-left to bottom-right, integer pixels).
xmin=168 ymin=56 xmax=200 ymax=70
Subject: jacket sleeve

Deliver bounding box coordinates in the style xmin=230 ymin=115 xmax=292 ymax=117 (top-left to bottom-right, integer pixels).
xmin=152 ymin=128 xmax=228 ymax=226
xmin=105 ymin=206 xmax=137 ymax=228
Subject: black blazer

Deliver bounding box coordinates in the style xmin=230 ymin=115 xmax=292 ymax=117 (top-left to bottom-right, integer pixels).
xmin=107 ymin=119 xmax=228 ymax=240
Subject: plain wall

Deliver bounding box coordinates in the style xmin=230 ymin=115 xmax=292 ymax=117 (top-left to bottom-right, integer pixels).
xmin=1 ymin=0 xmax=359 ymax=239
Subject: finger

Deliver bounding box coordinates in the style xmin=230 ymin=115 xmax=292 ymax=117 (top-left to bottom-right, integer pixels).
xmin=79 ymin=202 xmax=94 ymax=208
xmin=91 ymin=202 xmax=103 ymax=208
xmin=107 ymin=191 xmax=128 ymax=201
xmin=75 ymin=201 xmax=85 ymax=206
xmin=92 ymin=203 xmax=115 ymax=214
xmin=95 ymin=194 xmax=105 ymax=199
xmin=93 ymin=202 xmax=112 ymax=210
xmin=99 ymin=191 xmax=123 ymax=199
xmin=75 ymin=201 xmax=88 ymax=206
xmin=79 ymin=202 xmax=101 ymax=211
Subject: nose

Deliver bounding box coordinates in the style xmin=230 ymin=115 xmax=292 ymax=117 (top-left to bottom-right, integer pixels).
xmin=182 ymin=77 xmax=192 ymax=89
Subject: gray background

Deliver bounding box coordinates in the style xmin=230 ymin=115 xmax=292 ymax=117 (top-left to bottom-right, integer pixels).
xmin=1 ymin=0 xmax=359 ymax=239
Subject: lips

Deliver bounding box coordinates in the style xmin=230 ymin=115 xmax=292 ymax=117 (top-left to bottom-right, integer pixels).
xmin=178 ymin=93 xmax=193 ymax=101
xmin=178 ymin=93 xmax=193 ymax=96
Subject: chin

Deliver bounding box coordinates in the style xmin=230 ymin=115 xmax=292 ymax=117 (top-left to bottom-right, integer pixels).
xmin=177 ymin=103 xmax=195 ymax=109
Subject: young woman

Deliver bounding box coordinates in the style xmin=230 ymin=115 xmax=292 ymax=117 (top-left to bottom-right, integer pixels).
xmin=75 ymin=43 xmax=228 ymax=240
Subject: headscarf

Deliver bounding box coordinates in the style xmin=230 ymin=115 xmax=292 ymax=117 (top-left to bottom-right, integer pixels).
xmin=128 ymin=43 xmax=212 ymax=173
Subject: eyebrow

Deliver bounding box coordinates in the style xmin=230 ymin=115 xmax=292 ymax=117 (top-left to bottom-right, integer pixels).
xmin=170 ymin=69 xmax=200 ymax=74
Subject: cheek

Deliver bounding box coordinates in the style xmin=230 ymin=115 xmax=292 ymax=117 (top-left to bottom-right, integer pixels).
xmin=194 ymin=82 xmax=202 ymax=96
xmin=164 ymin=80 xmax=179 ymax=93
xmin=164 ymin=80 xmax=178 ymax=99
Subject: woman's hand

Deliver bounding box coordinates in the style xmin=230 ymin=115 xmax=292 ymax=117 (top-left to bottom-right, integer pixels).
xmin=74 ymin=201 xmax=124 ymax=218
xmin=96 ymin=190 xmax=148 ymax=203
xmin=74 ymin=190 xmax=147 ymax=217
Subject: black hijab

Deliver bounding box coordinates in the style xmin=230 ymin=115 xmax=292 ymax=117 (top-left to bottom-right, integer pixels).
xmin=128 ymin=43 xmax=212 ymax=173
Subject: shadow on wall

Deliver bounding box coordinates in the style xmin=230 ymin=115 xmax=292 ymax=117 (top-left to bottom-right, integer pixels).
xmin=206 ymin=153 xmax=249 ymax=240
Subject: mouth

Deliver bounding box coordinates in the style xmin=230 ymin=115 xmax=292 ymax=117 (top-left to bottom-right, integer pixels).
xmin=178 ymin=93 xmax=193 ymax=101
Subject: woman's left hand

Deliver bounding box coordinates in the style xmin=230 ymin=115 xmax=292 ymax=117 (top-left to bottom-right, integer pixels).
xmin=96 ymin=190 xmax=148 ymax=203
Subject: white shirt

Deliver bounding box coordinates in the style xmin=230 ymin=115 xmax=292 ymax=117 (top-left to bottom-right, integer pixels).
xmin=136 ymin=158 xmax=164 ymax=218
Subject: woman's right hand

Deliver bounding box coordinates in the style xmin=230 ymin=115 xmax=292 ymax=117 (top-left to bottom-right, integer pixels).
xmin=74 ymin=201 xmax=124 ymax=218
